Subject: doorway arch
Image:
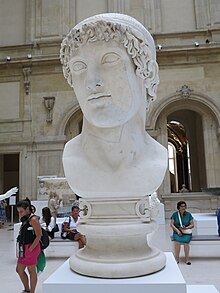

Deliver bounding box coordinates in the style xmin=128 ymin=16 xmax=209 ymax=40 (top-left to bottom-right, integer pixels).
xmin=147 ymin=86 xmax=220 ymax=194
xmin=167 ymin=109 xmax=206 ymax=192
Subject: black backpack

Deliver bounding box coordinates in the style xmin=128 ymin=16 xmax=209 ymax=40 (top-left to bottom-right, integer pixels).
xmin=29 ymin=215 xmax=50 ymax=250
xmin=40 ymin=228 xmax=50 ymax=250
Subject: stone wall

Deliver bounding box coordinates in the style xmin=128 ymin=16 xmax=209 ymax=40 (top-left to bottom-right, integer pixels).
xmin=0 ymin=0 xmax=219 ymax=205
xmin=162 ymin=192 xmax=220 ymax=218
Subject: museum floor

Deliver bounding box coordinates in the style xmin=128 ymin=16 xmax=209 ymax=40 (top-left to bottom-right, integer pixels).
xmin=0 ymin=220 xmax=220 ymax=293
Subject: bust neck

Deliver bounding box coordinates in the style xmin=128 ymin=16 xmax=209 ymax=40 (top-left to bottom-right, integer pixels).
xmin=81 ymin=115 xmax=146 ymax=170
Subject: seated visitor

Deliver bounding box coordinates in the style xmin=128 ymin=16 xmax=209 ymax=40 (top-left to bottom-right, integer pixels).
xmin=39 ymin=207 xmax=55 ymax=240
xmin=62 ymin=205 xmax=86 ymax=249
xmin=170 ymin=201 xmax=194 ymax=265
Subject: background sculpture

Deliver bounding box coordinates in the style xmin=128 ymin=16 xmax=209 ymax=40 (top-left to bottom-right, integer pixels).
xmin=60 ymin=13 xmax=167 ymax=278
xmin=0 ymin=187 xmax=18 ymax=201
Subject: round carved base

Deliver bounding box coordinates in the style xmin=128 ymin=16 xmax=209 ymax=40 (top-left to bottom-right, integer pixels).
xmin=69 ymin=220 xmax=166 ymax=278
xmin=69 ymin=197 xmax=166 ymax=278
xmin=70 ymin=248 xmax=166 ymax=278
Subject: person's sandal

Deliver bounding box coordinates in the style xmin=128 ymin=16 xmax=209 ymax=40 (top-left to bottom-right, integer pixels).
xmin=22 ymin=290 xmax=30 ymax=292
xmin=186 ymin=261 xmax=191 ymax=265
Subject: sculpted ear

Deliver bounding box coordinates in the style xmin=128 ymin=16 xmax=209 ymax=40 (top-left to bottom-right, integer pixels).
xmin=144 ymin=60 xmax=159 ymax=110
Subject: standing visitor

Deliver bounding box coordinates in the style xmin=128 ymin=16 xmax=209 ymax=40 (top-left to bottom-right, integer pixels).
xmin=0 ymin=199 xmax=7 ymax=227
xmin=16 ymin=198 xmax=41 ymax=293
xmin=48 ymin=191 xmax=63 ymax=221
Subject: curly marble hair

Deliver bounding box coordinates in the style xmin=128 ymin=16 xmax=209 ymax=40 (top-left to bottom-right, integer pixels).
xmin=60 ymin=13 xmax=159 ymax=107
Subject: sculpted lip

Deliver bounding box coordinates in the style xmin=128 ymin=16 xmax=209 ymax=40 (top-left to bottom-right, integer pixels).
xmin=88 ymin=93 xmax=111 ymax=101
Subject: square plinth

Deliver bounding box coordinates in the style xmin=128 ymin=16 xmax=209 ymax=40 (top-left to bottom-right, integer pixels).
xmin=43 ymin=252 xmax=186 ymax=293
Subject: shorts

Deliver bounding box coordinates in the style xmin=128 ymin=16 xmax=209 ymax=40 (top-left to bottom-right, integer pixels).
xmin=17 ymin=243 xmax=41 ymax=266
xmin=67 ymin=231 xmax=79 ymax=241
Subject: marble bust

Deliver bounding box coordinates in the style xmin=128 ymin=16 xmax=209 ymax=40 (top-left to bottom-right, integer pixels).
xmin=60 ymin=13 xmax=167 ymax=198
xmin=60 ymin=13 xmax=167 ymax=278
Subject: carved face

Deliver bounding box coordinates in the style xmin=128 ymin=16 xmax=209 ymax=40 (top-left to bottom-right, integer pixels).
xmin=69 ymin=40 xmax=144 ymax=128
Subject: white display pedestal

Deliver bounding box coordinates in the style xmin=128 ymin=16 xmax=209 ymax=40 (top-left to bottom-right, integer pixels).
xmin=186 ymin=285 xmax=218 ymax=293
xmin=192 ymin=213 xmax=218 ymax=235
xmin=43 ymin=252 xmax=219 ymax=293
xmin=43 ymin=252 xmax=186 ymax=293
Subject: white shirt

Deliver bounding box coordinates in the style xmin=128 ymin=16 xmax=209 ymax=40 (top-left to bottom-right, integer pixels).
xmin=40 ymin=216 xmax=55 ymax=232
xmin=64 ymin=216 xmax=80 ymax=230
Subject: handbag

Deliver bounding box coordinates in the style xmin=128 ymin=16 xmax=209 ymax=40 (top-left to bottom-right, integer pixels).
xmin=52 ymin=223 xmax=59 ymax=233
xmin=61 ymin=216 xmax=71 ymax=239
xmin=178 ymin=212 xmax=192 ymax=234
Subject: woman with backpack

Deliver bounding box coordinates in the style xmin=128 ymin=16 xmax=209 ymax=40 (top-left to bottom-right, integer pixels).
xmin=16 ymin=198 xmax=41 ymax=293
xmin=62 ymin=205 xmax=86 ymax=249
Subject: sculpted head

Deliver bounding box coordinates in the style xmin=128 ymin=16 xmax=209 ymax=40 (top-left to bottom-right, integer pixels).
xmin=60 ymin=13 xmax=159 ymax=128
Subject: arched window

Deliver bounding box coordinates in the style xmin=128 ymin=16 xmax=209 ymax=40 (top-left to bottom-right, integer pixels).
xmin=167 ymin=119 xmax=189 ymax=192
xmin=187 ymin=142 xmax=192 ymax=191
xmin=168 ymin=142 xmax=178 ymax=192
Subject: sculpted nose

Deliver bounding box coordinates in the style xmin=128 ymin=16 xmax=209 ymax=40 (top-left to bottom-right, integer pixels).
xmin=86 ymin=66 xmax=104 ymax=92
xmin=87 ymin=78 xmax=104 ymax=92
xmin=95 ymin=82 xmax=102 ymax=87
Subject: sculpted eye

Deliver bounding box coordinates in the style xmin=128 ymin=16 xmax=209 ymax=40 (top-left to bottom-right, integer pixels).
xmin=102 ymin=53 xmax=120 ymax=64
xmin=71 ymin=61 xmax=87 ymax=72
